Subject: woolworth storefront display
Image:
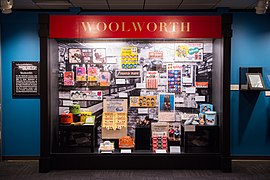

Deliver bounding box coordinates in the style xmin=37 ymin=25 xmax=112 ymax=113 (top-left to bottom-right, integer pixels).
xmin=39 ymin=14 xmax=232 ymax=172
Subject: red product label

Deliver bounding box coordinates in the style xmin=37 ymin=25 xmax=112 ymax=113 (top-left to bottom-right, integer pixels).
xmin=196 ymin=82 xmax=209 ymax=88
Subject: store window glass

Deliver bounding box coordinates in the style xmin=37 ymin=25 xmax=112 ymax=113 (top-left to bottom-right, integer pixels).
xmin=53 ymin=40 xmax=219 ymax=154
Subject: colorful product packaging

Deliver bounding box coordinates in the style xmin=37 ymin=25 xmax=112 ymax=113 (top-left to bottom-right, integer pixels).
xmin=205 ymin=111 xmax=217 ymax=126
xmin=69 ymin=104 xmax=80 ymax=115
xmin=60 ymin=112 xmax=73 ymax=124
xmin=80 ymin=112 xmax=92 ymax=123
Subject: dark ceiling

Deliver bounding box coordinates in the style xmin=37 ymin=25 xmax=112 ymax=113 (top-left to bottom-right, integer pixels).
xmin=13 ymin=0 xmax=258 ymax=10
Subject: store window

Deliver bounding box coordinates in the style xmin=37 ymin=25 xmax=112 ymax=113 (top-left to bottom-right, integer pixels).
xmin=54 ymin=39 xmax=218 ymax=154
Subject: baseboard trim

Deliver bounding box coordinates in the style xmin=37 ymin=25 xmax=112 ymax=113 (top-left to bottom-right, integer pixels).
xmin=232 ymin=156 xmax=270 ymax=160
xmin=2 ymin=156 xmax=40 ymax=160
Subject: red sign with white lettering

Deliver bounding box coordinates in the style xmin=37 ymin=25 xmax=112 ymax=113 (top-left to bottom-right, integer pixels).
xmin=49 ymin=15 xmax=222 ymax=39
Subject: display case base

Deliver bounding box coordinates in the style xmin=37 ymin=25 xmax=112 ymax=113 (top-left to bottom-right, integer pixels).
xmin=39 ymin=153 xmax=231 ymax=172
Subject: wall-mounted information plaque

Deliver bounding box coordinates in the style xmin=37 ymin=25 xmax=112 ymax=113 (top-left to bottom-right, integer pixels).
xmin=12 ymin=61 xmax=40 ymax=96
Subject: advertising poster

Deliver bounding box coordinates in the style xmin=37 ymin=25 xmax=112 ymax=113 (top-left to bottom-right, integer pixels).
xmin=159 ymin=73 xmax=167 ymax=86
xmin=148 ymin=108 xmax=158 ymax=119
xmin=102 ymin=112 xmax=127 ymax=139
xmin=175 ymin=43 xmax=203 ymax=62
xmin=76 ymin=67 xmax=86 ymax=81
xmin=146 ymin=71 xmax=159 ymax=89
xmin=182 ymin=64 xmax=193 ymax=85
xmin=99 ymin=72 xmax=110 ymax=86
xmin=115 ymin=113 xmax=127 ymax=130
xmin=103 ymin=99 xmax=128 ymax=113
xmin=68 ymin=48 xmax=82 ymax=63
xmin=102 ymin=112 xmax=115 ymax=130
xmin=121 ymin=47 xmax=138 ymax=69
xmin=102 ymin=112 xmax=127 ymax=130
xmin=167 ymin=63 xmax=182 ymax=93
xmin=168 ymin=123 xmax=181 ymax=141
xmin=70 ymin=90 xmax=103 ymax=100
xmin=159 ymin=93 xmax=175 ymax=121
xmin=93 ymin=48 xmax=106 ymax=63
xmin=64 ymin=71 xmax=74 ymax=86
xmin=149 ymin=51 xmax=163 ymax=60
xmin=151 ymin=122 xmax=169 ymax=136
xmin=129 ymin=96 xmax=156 ymax=107
xmin=88 ymin=67 xmax=98 ymax=81
xmin=130 ymin=96 xmax=139 ymax=107
xmin=81 ymin=48 xmax=93 ymax=63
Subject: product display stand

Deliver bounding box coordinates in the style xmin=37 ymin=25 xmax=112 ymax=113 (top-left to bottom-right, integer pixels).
xmin=135 ymin=128 xmax=151 ymax=150
xmin=59 ymin=124 xmax=95 ymax=153
xmin=180 ymin=123 xmax=219 ymax=153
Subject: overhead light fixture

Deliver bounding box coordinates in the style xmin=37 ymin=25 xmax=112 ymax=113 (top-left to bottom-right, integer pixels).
xmin=255 ymin=0 xmax=269 ymax=14
xmin=33 ymin=0 xmax=71 ymax=6
xmin=1 ymin=0 xmax=13 ymax=14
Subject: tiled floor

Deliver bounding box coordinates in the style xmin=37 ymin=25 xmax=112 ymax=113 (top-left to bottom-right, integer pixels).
xmin=0 ymin=160 xmax=270 ymax=180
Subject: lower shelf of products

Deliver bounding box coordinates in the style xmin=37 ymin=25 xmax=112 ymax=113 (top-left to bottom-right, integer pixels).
xmin=57 ymin=123 xmax=219 ymax=154
xmin=54 ymin=148 xmax=218 ymax=154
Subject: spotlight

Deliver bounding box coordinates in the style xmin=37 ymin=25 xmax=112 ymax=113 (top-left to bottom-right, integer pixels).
xmin=1 ymin=0 xmax=13 ymax=14
xmin=255 ymin=0 xmax=269 ymax=14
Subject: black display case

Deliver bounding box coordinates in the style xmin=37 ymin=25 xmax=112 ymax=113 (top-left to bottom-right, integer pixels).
xmin=39 ymin=14 xmax=232 ymax=172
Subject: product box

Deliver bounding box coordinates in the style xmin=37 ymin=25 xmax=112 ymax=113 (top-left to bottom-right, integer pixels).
xmin=119 ymin=136 xmax=135 ymax=149
xmin=60 ymin=113 xmax=73 ymax=124
xmin=205 ymin=111 xmax=217 ymax=126
xmin=80 ymin=112 xmax=92 ymax=123
xmin=63 ymin=71 xmax=74 ymax=86
xmin=152 ymin=135 xmax=167 ymax=152
xmin=99 ymin=72 xmax=110 ymax=86
xmin=76 ymin=67 xmax=86 ymax=81
xmin=85 ymin=115 xmax=95 ymax=125
xmin=69 ymin=104 xmax=80 ymax=115
xmin=199 ymin=104 xmax=213 ymax=114
xmin=88 ymin=67 xmax=98 ymax=81
xmin=99 ymin=141 xmax=114 ymax=152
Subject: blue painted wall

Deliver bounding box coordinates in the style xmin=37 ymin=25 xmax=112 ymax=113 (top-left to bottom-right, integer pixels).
xmin=231 ymin=12 xmax=270 ymax=156
xmin=1 ymin=12 xmax=40 ymax=156
xmin=1 ymin=11 xmax=270 ymax=156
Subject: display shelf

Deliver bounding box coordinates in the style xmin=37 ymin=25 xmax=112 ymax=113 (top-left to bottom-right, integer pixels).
xmin=59 ymin=86 xmax=109 ymax=91
xmin=239 ymin=89 xmax=270 ymax=92
xmin=52 ymin=150 xmax=220 ymax=155
xmin=180 ymin=123 xmax=219 ymax=153
xmin=59 ymin=124 xmax=95 ymax=153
